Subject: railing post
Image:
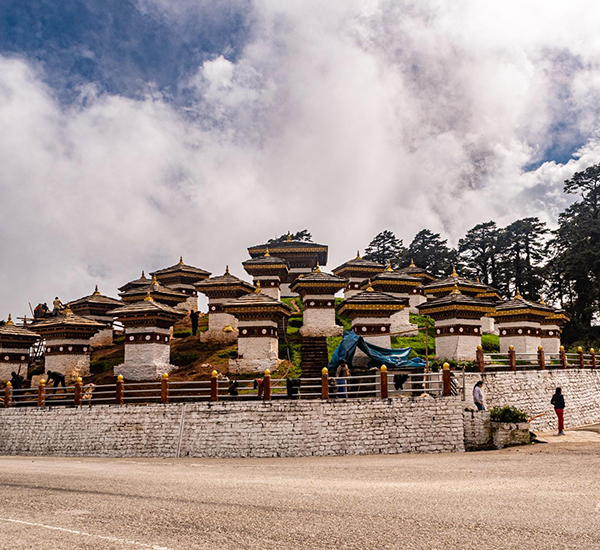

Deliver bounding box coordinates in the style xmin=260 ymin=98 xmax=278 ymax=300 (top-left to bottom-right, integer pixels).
xmin=4 ymin=382 xmax=12 ymax=408
xmin=210 ymin=370 xmax=219 ymax=402
xmin=577 ymin=347 xmax=585 ymax=369
xmin=508 ymin=345 xmax=516 ymax=371
xmin=116 ymin=375 xmax=124 ymax=405
xmin=476 ymin=345 xmax=485 ymax=372
xmin=560 ymin=346 xmax=567 ymax=369
xmin=442 ymin=362 xmax=451 ymax=396
xmin=321 ymin=367 xmax=329 ymax=399
xmin=74 ymin=377 xmax=82 ymax=406
xmin=161 ymin=372 xmax=169 ymax=404
xmin=380 ymin=365 xmax=388 ymax=399
xmin=263 ymin=369 xmax=271 ymax=401
xmin=591 ymin=348 xmax=596 ymax=369
xmin=537 ymin=346 xmax=545 ymax=370
xmin=37 ymin=379 xmax=46 ymax=407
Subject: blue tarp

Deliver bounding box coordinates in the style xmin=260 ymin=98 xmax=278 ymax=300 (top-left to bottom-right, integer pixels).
xmin=328 ymin=330 xmax=426 ymax=370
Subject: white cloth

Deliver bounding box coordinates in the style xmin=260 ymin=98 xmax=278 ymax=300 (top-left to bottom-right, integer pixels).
xmin=473 ymin=386 xmax=484 ymax=404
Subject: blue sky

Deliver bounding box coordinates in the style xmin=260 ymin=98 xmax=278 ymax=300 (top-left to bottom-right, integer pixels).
xmin=1 ymin=0 xmax=600 ymax=317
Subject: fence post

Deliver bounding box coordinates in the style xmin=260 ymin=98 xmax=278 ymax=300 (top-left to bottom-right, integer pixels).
xmin=591 ymin=348 xmax=596 ymax=369
xmin=321 ymin=367 xmax=329 ymax=400
xmin=161 ymin=372 xmax=169 ymax=404
xmin=4 ymin=381 xmax=12 ymax=408
xmin=263 ymin=369 xmax=271 ymax=401
xmin=560 ymin=346 xmax=567 ymax=369
xmin=74 ymin=377 xmax=82 ymax=406
xmin=537 ymin=346 xmax=545 ymax=370
xmin=380 ymin=365 xmax=388 ymax=399
xmin=508 ymin=345 xmax=516 ymax=371
xmin=577 ymin=347 xmax=585 ymax=369
xmin=37 ymin=379 xmax=46 ymax=407
xmin=210 ymin=370 xmax=218 ymax=402
xmin=442 ymin=362 xmax=451 ymax=396
xmin=476 ymin=345 xmax=485 ymax=372
xmin=116 ymin=375 xmax=124 ymax=405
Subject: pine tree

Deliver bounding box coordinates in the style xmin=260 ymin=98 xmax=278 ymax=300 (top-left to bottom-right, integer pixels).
xmin=268 ymin=230 xmax=313 ymax=244
xmin=457 ymin=221 xmax=501 ymax=287
xmin=407 ymin=229 xmax=456 ymax=276
xmin=363 ymin=230 xmax=406 ymax=267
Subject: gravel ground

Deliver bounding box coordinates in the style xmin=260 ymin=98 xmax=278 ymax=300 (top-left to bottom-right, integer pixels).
xmin=0 ymin=430 xmax=599 ymax=550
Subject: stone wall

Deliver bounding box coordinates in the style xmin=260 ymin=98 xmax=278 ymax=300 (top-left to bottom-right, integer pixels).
xmin=463 ymin=369 xmax=600 ymax=431
xmin=0 ymin=397 xmax=465 ymax=458
xmin=463 ymin=409 xmax=492 ymax=450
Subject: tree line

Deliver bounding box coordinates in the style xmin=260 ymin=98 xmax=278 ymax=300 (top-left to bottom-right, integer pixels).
xmin=362 ymin=164 xmax=600 ymax=344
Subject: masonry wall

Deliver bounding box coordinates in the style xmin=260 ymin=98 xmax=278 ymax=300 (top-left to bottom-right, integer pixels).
xmin=463 ymin=369 xmax=600 ymax=431
xmin=0 ymin=398 xmax=465 ymax=458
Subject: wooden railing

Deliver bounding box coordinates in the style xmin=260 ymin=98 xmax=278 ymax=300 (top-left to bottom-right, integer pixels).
xmin=475 ymin=346 xmax=597 ymax=372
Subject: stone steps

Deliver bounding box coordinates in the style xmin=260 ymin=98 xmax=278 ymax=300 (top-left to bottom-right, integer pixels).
xmin=300 ymin=336 xmax=329 ymax=378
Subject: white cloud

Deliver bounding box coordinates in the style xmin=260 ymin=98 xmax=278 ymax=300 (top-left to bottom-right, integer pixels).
xmin=3 ymin=0 xmax=600 ymax=318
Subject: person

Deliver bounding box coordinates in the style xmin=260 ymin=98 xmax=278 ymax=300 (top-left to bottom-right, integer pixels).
xmin=551 ymin=387 xmax=565 ymax=435
xmin=473 ymin=381 xmax=485 ymax=410
xmin=52 ymin=297 xmax=63 ymax=316
xmin=46 ymin=370 xmax=66 ymax=393
xmin=336 ymin=362 xmax=350 ymax=399
xmin=228 ymin=380 xmax=239 ymax=396
xmin=10 ymin=371 xmax=24 ymax=390
xmin=190 ymin=310 xmax=200 ymax=336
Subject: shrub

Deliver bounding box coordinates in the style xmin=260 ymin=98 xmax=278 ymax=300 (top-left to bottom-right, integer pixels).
xmin=490 ymin=405 xmax=528 ymax=423
xmin=170 ymin=352 xmax=199 ymax=367
xmin=217 ymin=349 xmax=238 ymax=359
xmin=173 ymin=329 xmax=192 ymax=339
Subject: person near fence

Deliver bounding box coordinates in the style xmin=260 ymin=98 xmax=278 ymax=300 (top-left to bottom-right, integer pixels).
xmin=228 ymin=380 xmax=239 ymax=396
xmin=473 ymin=381 xmax=485 ymax=410
xmin=551 ymin=387 xmax=565 ymax=435
xmin=46 ymin=370 xmax=66 ymax=393
xmin=10 ymin=371 xmax=24 ymax=390
xmin=336 ymin=362 xmax=350 ymax=399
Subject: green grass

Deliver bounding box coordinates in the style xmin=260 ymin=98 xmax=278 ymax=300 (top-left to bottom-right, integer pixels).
xmin=170 ymin=351 xmax=200 ymax=367
xmin=327 ymin=336 xmax=343 ymax=361
xmin=390 ymin=313 xmax=436 ymax=358
xmin=481 ymin=333 xmax=500 ymax=353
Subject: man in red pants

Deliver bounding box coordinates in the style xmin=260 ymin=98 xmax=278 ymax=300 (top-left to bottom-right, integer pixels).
xmin=551 ymin=387 xmax=565 ymax=435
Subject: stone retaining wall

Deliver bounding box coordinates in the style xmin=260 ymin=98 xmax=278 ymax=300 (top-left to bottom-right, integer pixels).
xmin=463 ymin=369 xmax=600 ymax=431
xmin=0 ymin=398 xmax=465 ymax=458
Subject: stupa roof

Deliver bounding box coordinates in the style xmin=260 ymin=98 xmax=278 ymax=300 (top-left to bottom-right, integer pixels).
xmin=0 ymin=315 xmax=40 ymax=340
xmin=32 ymin=307 xmax=106 ymax=330
xmin=118 ymin=271 xmax=150 ymax=292
xmin=332 ymin=252 xmax=385 ymax=276
xmin=396 ymin=260 xmax=436 ymax=282
xmin=417 ymin=287 xmax=495 ymax=315
xmin=289 ymin=267 xmax=348 ymax=292
xmin=69 ymin=286 xmax=122 ymax=307
xmin=223 ymin=288 xmax=292 ymax=316
xmin=248 ymin=235 xmax=328 ymax=266
xmin=242 ymin=253 xmax=290 ymax=269
xmin=338 ymin=285 xmax=407 ymax=316
xmin=423 ymin=267 xmax=487 ymax=294
xmin=493 ymin=292 xmax=556 ymax=318
xmin=119 ymin=277 xmax=188 ymax=303
xmin=108 ymin=296 xmax=186 ymax=318
xmin=194 ymin=267 xmax=255 ymax=293
xmin=368 ymin=267 xmax=423 ymax=285
xmin=150 ymin=257 xmax=211 ymax=278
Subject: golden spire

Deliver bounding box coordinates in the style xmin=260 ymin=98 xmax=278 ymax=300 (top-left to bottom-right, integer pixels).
xmin=540 ymin=295 xmax=546 ymax=305
xmin=286 ymin=231 xmax=292 ymax=242
xmin=356 ymin=250 xmax=361 ymax=259
xmin=178 ymin=256 xmax=184 ymax=265
xmin=141 ymin=270 xmax=146 ymax=279
xmin=515 ymin=288 xmax=523 ymax=300
xmin=92 ymin=285 xmax=101 ymax=296
xmin=409 ymin=258 xmax=415 ymax=268
xmin=6 ymin=313 xmax=14 ymax=326
xmin=64 ymin=303 xmax=73 ymax=316
xmin=451 ymin=266 xmax=458 ymax=277
xmin=476 ymin=276 xmax=480 ymax=284
xmin=151 ymin=274 xmax=159 ymax=286
xmin=144 ymin=290 xmax=154 ymax=302
xmin=365 ymin=279 xmax=374 ymax=292
xmin=264 ymin=247 xmax=270 ymax=257
xmin=451 ymin=283 xmax=461 ymax=295
xmin=225 ymin=265 xmax=230 ymax=275
xmin=255 ymin=280 xmax=262 ymax=293
xmin=315 ymin=264 xmax=321 ymax=273
xmin=386 ymin=261 xmax=394 ymax=272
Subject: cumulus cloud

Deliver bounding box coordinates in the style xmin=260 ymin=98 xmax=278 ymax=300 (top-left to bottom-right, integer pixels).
xmin=3 ymin=0 xmax=600 ymax=317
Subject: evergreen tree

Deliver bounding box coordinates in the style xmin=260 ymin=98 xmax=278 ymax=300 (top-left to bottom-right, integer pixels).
xmin=268 ymin=230 xmax=313 ymax=243
xmin=363 ymin=230 xmax=406 ymax=267
xmin=457 ymin=221 xmax=501 ymax=287
xmin=407 ymin=229 xmax=456 ymax=276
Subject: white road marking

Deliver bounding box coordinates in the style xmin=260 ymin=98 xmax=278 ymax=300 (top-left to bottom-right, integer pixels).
xmin=0 ymin=518 xmax=174 ymax=549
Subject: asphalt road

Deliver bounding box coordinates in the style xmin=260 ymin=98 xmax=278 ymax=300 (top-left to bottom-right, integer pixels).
xmin=0 ymin=432 xmax=599 ymax=550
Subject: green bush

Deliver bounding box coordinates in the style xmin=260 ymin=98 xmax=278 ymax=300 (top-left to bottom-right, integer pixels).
xmin=173 ymin=329 xmax=192 ymax=339
xmin=490 ymin=405 xmax=528 ymax=423
xmin=217 ymin=348 xmax=238 ymax=359
xmin=481 ymin=333 xmax=500 ymax=353
xmin=170 ymin=351 xmax=200 ymax=367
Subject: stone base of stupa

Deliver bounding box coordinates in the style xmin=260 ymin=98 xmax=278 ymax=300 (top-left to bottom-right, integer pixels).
xmin=113 ymin=361 xmax=177 ymax=381
xmin=90 ymin=328 xmax=114 ymax=348
xmin=300 ymin=325 xmax=343 ymax=338
xmin=200 ymin=330 xmax=238 ymax=344
xmin=228 ymin=357 xmax=284 ymax=375
xmin=45 ymin=353 xmax=91 ymax=382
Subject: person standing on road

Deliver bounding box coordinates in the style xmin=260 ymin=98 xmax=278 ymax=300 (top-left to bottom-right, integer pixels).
xmin=551 ymin=387 xmax=565 ymax=435
xmin=473 ymin=381 xmax=485 ymax=410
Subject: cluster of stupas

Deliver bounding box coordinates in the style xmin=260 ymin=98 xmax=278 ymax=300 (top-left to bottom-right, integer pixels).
xmin=0 ymin=233 xmax=570 ymax=382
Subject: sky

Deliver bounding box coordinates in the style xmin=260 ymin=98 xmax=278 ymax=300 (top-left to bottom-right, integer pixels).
xmin=2 ymin=0 xmax=600 ymax=318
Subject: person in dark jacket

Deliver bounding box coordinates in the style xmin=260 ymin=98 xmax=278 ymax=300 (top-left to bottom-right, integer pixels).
xmin=10 ymin=372 xmax=24 ymax=390
xmin=551 ymin=387 xmax=565 ymax=435
xmin=190 ymin=310 xmax=200 ymax=336
xmin=46 ymin=370 xmax=66 ymax=393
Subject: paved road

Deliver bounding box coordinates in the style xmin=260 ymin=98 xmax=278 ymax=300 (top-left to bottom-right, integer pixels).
xmin=0 ymin=432 xmax=599 ymax=550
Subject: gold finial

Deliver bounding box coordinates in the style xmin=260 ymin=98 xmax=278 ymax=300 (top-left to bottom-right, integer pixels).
xmin=92 ymin=285 xmax=101 ymax=296
xmin=225 ymin=265 xmax=230 ymax=275
xmin=162 ymin=372 xmax=169 ymax=379
xmin=451 ymin=266 xmax=458 ymax=277
xmin=540 ymin=296 xmax=546 ymax=305
xmin=178 ymin=255 xmax=184 ymax=265
xmin=381 ymin=365 xmax=387 ymax=372
xmin=315 ymin=264 xmax=321 ymax=273
xmin=442 ymin=362 xmax=450 ymax=370
xmin=141 ymin=270 xmax=146 ymax=279
xmin=386 ymin=261 xmax=393 ymax=272
xmin=222 ymin=325 xmax=234 ymax=333
xmin=144 ymin=290 xmax=154 ymax=302
xmin=476 ymin=276 xmax=480 ymax=284
xmin=151 ymin=274 xmax=159 ymax=286
xmin=264 ymin=369 xmax=271 ymax=376
xmin=117 ymin=374 xmax=124 ymax=381
xmin=322 ymin=367 xmax=328 ymax=375
xmin=255 ymin=281 xmax=261 ymax=293
xmin=409 ymin=258 xmax=415 ymax=268
xmin=212 ymin=370 xmax=218 ymax=378
xmin=365 ymin=279 xmax=374 ymax=292
xmin=286 ymin=231 xmax=292 ymax=242
xmin=64 ymin=303 xmax=73 ymax=315
xmin=264 ymin=247 xmax=270 ymax=257
xmin=6 ymin=313 xmax=14 ymax=326
xmin=451 ymin=283 xmax=461 ymax=295
xmin=76 ymin=377 xmax=83 ymax=384
xmin=356 ymin=250 xmax=361 ymax=259
xmin=515 ymin=288 xmax=523 ymax=300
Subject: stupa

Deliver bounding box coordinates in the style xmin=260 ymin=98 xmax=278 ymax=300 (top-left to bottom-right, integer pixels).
xmin=396 ymin=259 xmax=436 ymax=283
xmin=118 ymin=271 xmax=151 ymax=294
xmin=223 ymin=285 xmax=291 ymax=373
xmin=540 ymin=306 xmax=570 ymax=355
xmin=417 ymin=284 xmax=495 ymax=360
xmin=150 ymin=257 xmax=211 ymax=311
xmin=194 ymin=267 xmax=255 ymax=343
xmin=332 ymin=252 xmax=385 ymax=298
xmin=119 ymin=275 xmax=188 ymax=308
xmin=242 ymin=249 xmax=290 ymax=300
xmin=289 ymin=266 xmax=348 ymax=337
xmin=0 ymin=315 xmax=40 ymax=381
xmin=247 ymin=233 xmax=328 ymax=297
xmin=109 ymin=292 xmax=186 ymax=380
xmin=69 ymin=286 xmax=122 ymax=347
xmin=32 ymin=305 xmax=104 ymax=381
